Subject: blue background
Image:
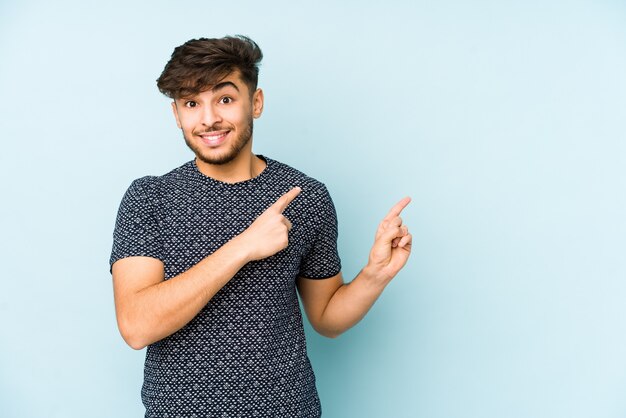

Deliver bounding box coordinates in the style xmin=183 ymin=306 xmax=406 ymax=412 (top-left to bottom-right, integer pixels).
xmin=1 ymin=1 xmax=625 ymax=417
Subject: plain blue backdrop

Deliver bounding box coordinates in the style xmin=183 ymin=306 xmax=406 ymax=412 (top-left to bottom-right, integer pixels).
xmin=1 ymin=1 xmax=625 ymax=417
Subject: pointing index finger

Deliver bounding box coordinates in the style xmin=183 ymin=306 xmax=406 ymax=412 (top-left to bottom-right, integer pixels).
xmin=272 ymin=186 xmax=302 ymax=213
xmin=383 ymin=196 xmax=411 ymax=221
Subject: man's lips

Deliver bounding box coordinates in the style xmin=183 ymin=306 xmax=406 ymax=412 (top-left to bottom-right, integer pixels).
xmin=197 ymin=130 xmax=230 ymax=147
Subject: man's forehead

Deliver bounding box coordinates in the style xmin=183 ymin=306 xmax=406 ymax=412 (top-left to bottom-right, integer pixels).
xmin=179 ymin=71 xmax=246 ymax=98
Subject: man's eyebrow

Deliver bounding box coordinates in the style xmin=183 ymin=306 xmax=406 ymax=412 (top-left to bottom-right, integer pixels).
xmin=211 ymin=81 xmax=239 ymax=93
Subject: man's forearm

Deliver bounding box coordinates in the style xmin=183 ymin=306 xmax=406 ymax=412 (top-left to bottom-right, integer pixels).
xmin=316 ymin=267 xmax=388 ymax=338
xmin=313 ymin=197 xmax=412 ymax=338
xmin=120 ymin=237 xmax=249 ymax=349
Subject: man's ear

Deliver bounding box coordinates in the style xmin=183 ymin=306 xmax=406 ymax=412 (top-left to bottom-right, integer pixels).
xmin=171 ymin=101 xmax=182 ymax=129
xmin=252 ymin=88 xmax=264 ymax=119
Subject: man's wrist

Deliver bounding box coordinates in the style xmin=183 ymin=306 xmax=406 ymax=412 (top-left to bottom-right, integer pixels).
xmin=360 ymin=263 xmax=389 ymax=290
xmin=223 ymin=234 xmax=253 ymax=265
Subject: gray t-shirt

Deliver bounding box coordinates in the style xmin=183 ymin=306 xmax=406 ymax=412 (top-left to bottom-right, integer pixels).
xmin=110 ymin=156 xmax=341 ymax=418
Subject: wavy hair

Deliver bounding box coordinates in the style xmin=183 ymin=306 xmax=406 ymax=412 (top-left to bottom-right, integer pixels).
xmin=157 ymin=35 xmax=263 ymax=99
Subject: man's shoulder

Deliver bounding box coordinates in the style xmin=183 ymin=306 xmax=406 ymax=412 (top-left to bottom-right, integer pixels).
xmin=128 ymin=161 xmax=195 ymax=188
xmin=266 ymin=157 xmax=327 ymax=192
xmin=120 ymin=161 xmax=197 ymax=204
xmin=264 ymin=157 xmax=336 ymax=214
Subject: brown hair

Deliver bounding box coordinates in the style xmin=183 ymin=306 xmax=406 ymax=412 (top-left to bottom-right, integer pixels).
xmin=156 ymin=35 xmax=263 ymax=99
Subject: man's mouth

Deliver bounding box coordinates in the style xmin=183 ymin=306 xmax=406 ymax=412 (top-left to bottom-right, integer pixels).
xmin=198 ymin=130 xmax=229 ymax=147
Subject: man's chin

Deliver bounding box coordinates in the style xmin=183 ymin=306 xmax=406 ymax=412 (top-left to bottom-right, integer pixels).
xmin=195 ymin=148 xmax=239 ymax=166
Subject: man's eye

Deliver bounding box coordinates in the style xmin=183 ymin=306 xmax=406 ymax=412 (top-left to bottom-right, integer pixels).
xmin=220 ymin=97 xmax=232 ymax=104
xmin=185 ymin=101 xmax=197 ymax=108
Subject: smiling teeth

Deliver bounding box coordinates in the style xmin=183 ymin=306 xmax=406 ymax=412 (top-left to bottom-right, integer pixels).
xmin=203 ymin=132 xmax=226 ymax=140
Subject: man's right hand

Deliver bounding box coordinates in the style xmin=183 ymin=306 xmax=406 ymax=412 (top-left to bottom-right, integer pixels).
xmin=235 ymin=186 xmax=302 ymax=261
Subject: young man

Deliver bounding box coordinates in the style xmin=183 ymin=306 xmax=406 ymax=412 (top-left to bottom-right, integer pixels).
xmin=110 ymin=35 xmax=412 ymax=418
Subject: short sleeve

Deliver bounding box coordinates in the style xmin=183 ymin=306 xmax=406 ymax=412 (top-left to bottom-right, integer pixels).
xmin=109 ymin=177 xmax=163 ymax=271
xmin=298 ymin=185 xmax=342 ymax=279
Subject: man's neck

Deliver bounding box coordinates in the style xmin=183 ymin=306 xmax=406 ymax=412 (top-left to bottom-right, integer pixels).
xmin=195 ymin=151 xmax=266 ymax=184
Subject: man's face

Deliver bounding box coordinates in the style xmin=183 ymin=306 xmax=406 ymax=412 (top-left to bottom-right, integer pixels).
xmin=171 ymin=72 xmax=264 ymax=165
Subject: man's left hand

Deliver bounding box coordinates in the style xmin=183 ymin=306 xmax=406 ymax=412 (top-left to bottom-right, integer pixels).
xmin=365 ymin=196 xmax=412 ymax=285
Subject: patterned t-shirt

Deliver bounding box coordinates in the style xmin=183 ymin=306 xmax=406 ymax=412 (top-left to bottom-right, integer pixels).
xmin=110 ymin=155 xmax=341 ymax=418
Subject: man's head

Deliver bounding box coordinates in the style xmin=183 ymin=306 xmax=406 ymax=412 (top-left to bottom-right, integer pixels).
xmin=157 ymin=35 xmax=263 ymax=99
xmin=157 ymin=36 xmax=264 ymax=166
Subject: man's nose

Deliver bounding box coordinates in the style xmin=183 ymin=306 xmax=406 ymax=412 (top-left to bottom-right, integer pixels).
xmin=201 ymin=104 xmax=222 ymax=127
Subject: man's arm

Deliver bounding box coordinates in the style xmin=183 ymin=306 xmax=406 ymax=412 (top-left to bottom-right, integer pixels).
xmin=112 ymin=187 xmax=301 ymax=350
xmin=297 ymin=197 xmax=412 ymax=338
